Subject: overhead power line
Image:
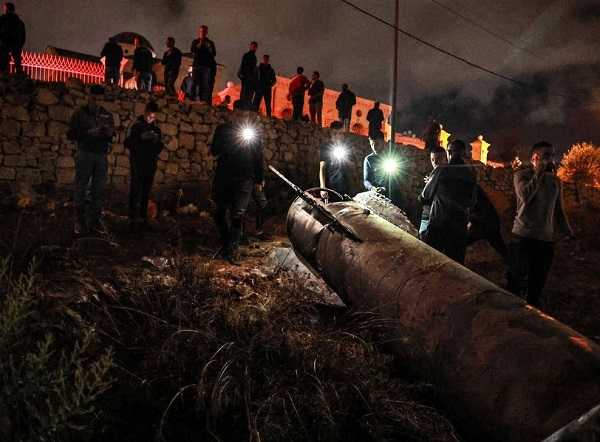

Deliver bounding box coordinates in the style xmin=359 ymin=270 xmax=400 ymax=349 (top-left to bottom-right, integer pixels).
xmin=337 ymin=0 xmax=598 ymax=105
xmin=428 ymin=0 xmax=546 ymax=61
xmin=338 ymin=0 xmax=527 ymax=88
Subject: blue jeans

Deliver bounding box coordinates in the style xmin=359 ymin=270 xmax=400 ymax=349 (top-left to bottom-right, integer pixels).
xmin=75 ymin=150 xmax=108 ymax=227
xmin=138 ymin=72 xmax=152 ymax=92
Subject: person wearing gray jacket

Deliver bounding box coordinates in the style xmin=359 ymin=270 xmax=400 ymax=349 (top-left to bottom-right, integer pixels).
xmin=507 ymin=141 xmax=573 ymax=308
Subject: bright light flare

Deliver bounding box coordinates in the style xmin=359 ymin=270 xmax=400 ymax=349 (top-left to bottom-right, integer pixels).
xmin=383 ymin=158 xmax=400 ymax=175
xmin=332 ymin=144 xmax=348 ymax=161
xmin=238 ymin=124 xmax=258 ymax=144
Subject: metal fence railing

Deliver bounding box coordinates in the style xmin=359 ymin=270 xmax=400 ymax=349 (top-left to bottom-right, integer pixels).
xmin=9 ymin=50 xmax=104 ymax=84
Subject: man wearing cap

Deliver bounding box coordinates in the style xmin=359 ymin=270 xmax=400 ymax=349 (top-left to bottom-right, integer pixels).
xmin=67 ymin=85 xmax=115 ymax=234
xmin=124 ymin=101 xmax=164 ymax=232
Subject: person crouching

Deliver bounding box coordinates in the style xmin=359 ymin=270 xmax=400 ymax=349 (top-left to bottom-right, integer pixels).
xmin=124 ymin=101 xmax=164 ymax=232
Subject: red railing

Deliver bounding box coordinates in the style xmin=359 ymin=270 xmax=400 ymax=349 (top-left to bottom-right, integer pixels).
xmin=9 ymin=50 xmax=104 ymax=84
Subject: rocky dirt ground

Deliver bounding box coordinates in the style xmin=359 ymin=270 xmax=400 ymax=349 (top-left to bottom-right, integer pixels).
xmin=1 ymin=193 xmax=598 ymax=441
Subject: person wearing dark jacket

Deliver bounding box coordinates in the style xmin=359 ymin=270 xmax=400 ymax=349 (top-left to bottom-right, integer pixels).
xmin=0 ymin=2 xmax=26 ymax=74
xmin=419 ymin=147 xmax=448 ymax=239
xmin=507 ymin=141 xmax=573 ymax=308
xmin=211 ymin=120 xmax=264 ymax=264
xmin=336 ymin=84 xmax=356 ymax=131
xmin=133 ymin=36 xmax=154 ymax=92
xmin=363 ymin=136 xmax=386 ymax=192
xmin=161 ymin=37 xmax=182 ymax=96
xmin=308 ymin=71 xmax=325 ymax=126
xmin=180 ymin=66 xmax=194 ymax=100
xmin=367 ymin=102 xmax=384 ymax=140
xmin=238 ymin=41 xmax=257 ymax=109
xmin=124 ymin=101 xmax=164 ymax=231
xmin=420 ymin=139 xmax=477 ymax=264
xmin=319 ymin=121 xmax=348 ymax=199
xmin=190 ymin=25 xmax=217 ymax=103
xmin=101 ymin=37 xmax=123 ymax=85
xmin=67 ymin=85 xmax=115 ymax=235
xmin=467 ymin=185 xmax=508 ymax=262
xmin=252 ymin=54 xmax=276 ymax=117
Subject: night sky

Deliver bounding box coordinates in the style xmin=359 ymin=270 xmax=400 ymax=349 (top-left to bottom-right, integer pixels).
xmin=15 ymin=0 xmax=600 ymax=152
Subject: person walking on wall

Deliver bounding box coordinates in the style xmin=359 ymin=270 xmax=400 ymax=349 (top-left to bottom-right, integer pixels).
xmin=238 ymin=41 xmax=258 ymax=109
xmin=133 ymin=36 xmax=154 ymax=92
xmin=288 ymin=66 xmax=310 ymax=121
xmin=308 ymin=71 xmax=325 ymax=126
xmin=252 ymin=54 xmax=276 ymax=117
xmin=336 ymin=83 xmax=356 ymax=131
xmin=367 ymin=101 xmax=385 ymax=140
xmin=100 ymin=37 xmax=123 ymax=86
xmin=0 ymin=2 xmax=26 ymax=74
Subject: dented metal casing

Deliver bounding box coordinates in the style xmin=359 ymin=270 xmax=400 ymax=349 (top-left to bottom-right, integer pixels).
xmin=287 ymin=197 xmax=600 ymax=442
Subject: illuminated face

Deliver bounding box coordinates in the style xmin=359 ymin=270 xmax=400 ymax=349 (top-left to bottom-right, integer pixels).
xmin=145 ymin=112 xmax=156 ymax=124
xmin=199 ymin=26 xmax=208 ymax=39
xmin=250 ymin=42 xmax=258 ymax=51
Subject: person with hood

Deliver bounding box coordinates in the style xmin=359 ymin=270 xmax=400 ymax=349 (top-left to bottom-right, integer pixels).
xmin=288 ymin=66 xmax=310 ymax=121
xmin=100 ymin=37 xmax=123 ymax=85
xmin=0 ymin=2 xmax=26 ymax=74
xmin=161 ymin=37 xmax=182 ymax=96
xmin=252 ymin=54 xmax=276 ymax=117
xmin=210 ymin=120 xmax=264 ymax=264
xmin=336 ymin=84 xmax=356 ymax=131
xmin=238 ymin=41 xmax=258 ymax=109
xmin=190 ymin=25 xmax=217 ymax=103
xmin=133 ymin=36 xmax=154 ymax=92
xmin=67 ymin=85 xmax=115 ymax=235
xmin=420 ymin=139 xmax=477 ymax=264
xmin=124 ymin=101 xmax=164 ymax=232
xmin=507 ymin=141 xmax=574 ymax=308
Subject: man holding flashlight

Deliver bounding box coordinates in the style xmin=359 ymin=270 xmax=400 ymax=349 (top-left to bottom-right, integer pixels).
xmin=507 ymin=141 xmax=573 ymax=308
xmin=319 ymin=121 xmax=349 ymax=200
xmin=211 ymin=120 xmax=264 ymax=264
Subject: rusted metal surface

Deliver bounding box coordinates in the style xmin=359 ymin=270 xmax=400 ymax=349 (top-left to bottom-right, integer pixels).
xmin=286 ymin=197 xmax=600 ymax=442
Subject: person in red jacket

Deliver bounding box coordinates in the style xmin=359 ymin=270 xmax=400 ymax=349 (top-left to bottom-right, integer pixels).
xmin=287 ymin=66 xmax=310 ymax=121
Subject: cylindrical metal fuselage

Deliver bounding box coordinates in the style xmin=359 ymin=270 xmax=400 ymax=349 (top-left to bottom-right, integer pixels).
xmin=287 ymin=198 xmax=600 ymax=442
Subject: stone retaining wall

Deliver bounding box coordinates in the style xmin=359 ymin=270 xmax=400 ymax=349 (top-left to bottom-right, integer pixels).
xmin=0 ymin=77 xmax=596 ymax=222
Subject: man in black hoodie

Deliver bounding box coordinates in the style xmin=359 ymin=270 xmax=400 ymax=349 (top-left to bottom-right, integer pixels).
xmin=124 ymin=101 xmax=164 ymax=232
xmin=0 ymin=2 xmax=26 ymax=74
xmin=133 ymin=36 xmax=154 ymax=92
xmin=100 ymin=37 xmax=123 ymax=85
xmin=161 ymin=37 xmax=182 ymax=96
xmin=67 ymin=85 xmax=115 ymax=235
xmin=211 ymin=120 xmax=264 ymax=264
xmin=252 ymin=54 xmax=276 ymax=117
xmin=238 ymin=41 xmax=258 ymax=109
xmin=420 ymin=139 xmax=477 ymax=264
xmin=336 ymin=84 xmax=356 ymax=132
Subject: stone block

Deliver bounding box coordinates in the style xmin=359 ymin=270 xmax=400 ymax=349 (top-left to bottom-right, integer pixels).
xmin=161 ymin=122 xmax=178 ymax=136
xmin=134 ymin=102 xmax=146 ymax=116
xmin=195 ymin=139 xmax=208 ymax=152
xmin=0 ymin=119 xmax=20 ymax=137
xmin=66 ymin=78 xmax=84 ymax=91
xmin=179 ymin=132 xmax=194 ymax=150
xmin=113 ymin=167 xmax=129 ymax=177
xmin=0 ymin=167 xmax=16 ymax=180
xmin=4 ymin=155 xmax=26 ymax=167
xmin=47 ymin=121 xmax=68 ymax=137
xmin=57 ymin=168 xmax=75 ymax=184
xmin=154 ymin=169 xmax=164 ymax=184
xmin=176 ymin=149 xmax=188 ymax=159
xmin=23 ymin=122 xmax=46 ymax=137
xmin=179 ymin=159 xmax=190 ymax=170
xmin=57 ymin=156 xmax=75 ymax=168
xmin=116 ymin=155 xmax=130 ymax=169
xmin=159 ymin=150 xmax=168 ymax=161
xmin=3 ymin=141 xmax=20 ymax=154
xmin=36 ymin=88 xmax=59 ymax=105
xmin=180 ymin=122 xmax=193 ymax=132
xmin=112 ymin=143 xmax=124 ymax=154
xmin=165 ymin=136 xmax=178 ymax=151
xmin=16 ymin=168 xmax=41 ymax=184
xmin=165 ymin=163 xmax=178 ymax=175
xmin=48 ymin=105 xmax=73 ymax=123
xmin=11 ymin=105 xmax=30 ymax=122
xmin=157 ymin=160 xmax=166 ymax=170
